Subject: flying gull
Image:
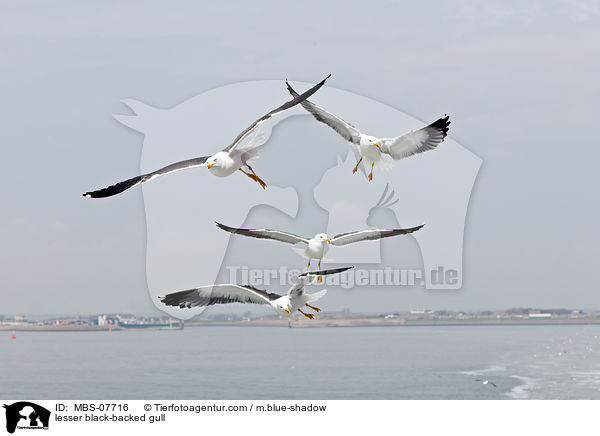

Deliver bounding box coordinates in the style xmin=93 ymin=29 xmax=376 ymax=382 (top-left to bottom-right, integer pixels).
xmin=159 ymin=267 xmax=353 ymax=319
xmin=215 ymin=221 xmax=424 ymax=274
xmin=286 ymin=80 xmax=449 ymax=181
xmin=83 ymin=75 xmax=331 ymax=198
xmin=475 ymin=379 xmax=497 ymax=388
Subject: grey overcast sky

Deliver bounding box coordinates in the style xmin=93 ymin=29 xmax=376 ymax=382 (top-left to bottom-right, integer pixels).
xmin=0 ymin=0 xmax=598 ymax=316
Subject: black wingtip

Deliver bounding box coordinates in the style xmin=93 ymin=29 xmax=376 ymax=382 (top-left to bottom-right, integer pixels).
xmin=287 ymin=74 xmax=330 ymax=85
xmin=429 ymin=115 xmax=451 ymax=137
xmin=215 ymin=221 xmax=233 ymax=232
xmin=83 ymin=189 xmax=115 ymax=199
xmin=159 ymin=289 xmax=198 ymax=308
xmin=285 ymin=79 xmax=295 ymax=94
xmin=398 ymin=224 xmax=425 ymax=235
xmin=301 ymin=266 xmax=354 ymax=277
xmin=215 ymin=221 xmax=231 ymax=231
xmin=320 ymin=74 xmax=332 ymax=85
xmin=285 ymin=74 xmax=331 ymax=91
xmin=83 ymin=175 xmax=144 ymax=199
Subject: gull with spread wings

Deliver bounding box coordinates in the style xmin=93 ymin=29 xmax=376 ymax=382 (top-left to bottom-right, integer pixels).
xmin=159 ymin=267 xmax=352 ymax=319
xmin=83 ymin=75 xmax=330 ymax=198
xmin=474 ymin=379 xmax=497 ymax=388
xmin=286 ymin=80 xmax=449 ymax=182
xmin=216 ymin=221 xmax=424 ymax=274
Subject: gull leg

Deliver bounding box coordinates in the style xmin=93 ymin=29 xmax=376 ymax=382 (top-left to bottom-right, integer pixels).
xmin=298 ymin=309 xmax=314 ymax=319
xmin=306 ymin=259 xmax=311 ymax=272
xmin=318 ymin=260 xmax=323 ymax=282
xmin=239 ymin=168 xmax=257 ymax=183
xmin=239 ymin=167 xmax=266 ymax=190
xmin=246 ymin=164 xmax=267 ymax=189
xmin=352 ymin=157 xmax=362 ymax=174
xmin=368 ymin=162 xmax=374 ymax=181
xmin=306 ymin=303 xmax=321 ymax=312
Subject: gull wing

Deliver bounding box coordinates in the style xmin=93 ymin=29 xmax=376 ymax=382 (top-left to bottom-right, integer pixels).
xmin=379 ymin=115 xmax=450 ymax=160
xmin=285 ymin=80 xmax=362 ymax=145
xmin=84 ymin=75 xmax=330 ymax=199
xmin=83 ymin=156 xmax=210 ymax=198
xmin=330 ymin=225 xmax=424 ymax=246
xmin=159 ymin=284 xmax=281 ymax=309
xmin=288 ymin=266 xmax=354 ymax=297
xmin=222 ymin=74 xmax=331 ymax=153
xmin=215 ymin=222 xmax=308 ymax=245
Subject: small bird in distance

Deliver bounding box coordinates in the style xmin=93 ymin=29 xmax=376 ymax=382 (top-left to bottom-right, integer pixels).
xmin=475 ymin=379 xmax=497 ymax=388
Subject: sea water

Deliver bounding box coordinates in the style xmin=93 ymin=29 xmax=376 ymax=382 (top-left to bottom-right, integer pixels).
xmin=1 ymin=325 xmax=599 ymax=399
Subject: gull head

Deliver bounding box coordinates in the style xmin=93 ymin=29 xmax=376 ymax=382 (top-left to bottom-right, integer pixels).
xmin=206 ymin=151 xmax=234 ymax=176
xmin=206 ymin=155 xmax=220 ymax=170
xmin=275 ymin=300 xmax=291 ymax=314
xmin=360 ymin=135 xmax=380 ymax=149
xmin=316 ymin=233 xmax=331 ymax=243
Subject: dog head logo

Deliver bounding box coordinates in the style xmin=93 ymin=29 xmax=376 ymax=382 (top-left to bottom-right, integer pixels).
xmin=3 ymin=402 xmax=50 ymax=434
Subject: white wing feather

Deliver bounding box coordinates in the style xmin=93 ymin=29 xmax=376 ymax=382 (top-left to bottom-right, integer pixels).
xmin=223 ymin=75 xmax=331 ymax=153
xmin=330 ymin=226 xmax=424 ymax=246
xmin=380 ymin=115 xmax=450 ymax=160
xmin=286 ymin=81 xmax=362 ymax=144
xmin=216 ymin=222 xmax=309 ymax=244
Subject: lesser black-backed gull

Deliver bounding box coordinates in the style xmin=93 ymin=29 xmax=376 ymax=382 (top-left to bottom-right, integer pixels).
xmin=215 ymin=221 xmax=424 ymax=274
xmin=159 ymin=267 xmax=353 ymax=319
xmin=83 ymin=75 xmax=331 ymax=198
xmin=286 ymin=80 xmax=449 ymax=181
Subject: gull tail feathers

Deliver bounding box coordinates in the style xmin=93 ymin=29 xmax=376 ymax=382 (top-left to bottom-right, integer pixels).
xmin=292 ymin=246 xmax=308 ymax=258
xmin=241 ymin=131 xmax=267 ymax=150
xmin=374 ymin=157 xmax=394 ymax=172
xmin=307 ymin=289 xmax=327 ymax=303
xmin=240 ymin=132 xmax=267 ymax=163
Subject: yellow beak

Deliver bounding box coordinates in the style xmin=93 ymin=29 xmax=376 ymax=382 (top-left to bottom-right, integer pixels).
xmin=374 ymin=142 xmax=380 ymax=148
xmin=207 ymin=163 xmax=213 ymax=169
xmin=284 ymin=308 xmax=290 ymax=314
xmin=325 ymin=238 xmax=331 ymax=242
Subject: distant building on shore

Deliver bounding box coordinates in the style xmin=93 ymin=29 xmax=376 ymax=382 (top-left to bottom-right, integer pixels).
xmin=528 ymin=311 xmax=552 ymax=318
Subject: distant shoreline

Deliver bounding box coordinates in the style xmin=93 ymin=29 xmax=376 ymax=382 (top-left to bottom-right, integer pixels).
xmin=3 ymin=317 xmax=600 ymax=332
xmin=0 ymin=325 xmax=181 ymax=332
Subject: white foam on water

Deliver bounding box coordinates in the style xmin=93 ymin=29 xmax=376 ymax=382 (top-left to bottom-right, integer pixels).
xmin=459 ymin=365 xmax=506 ymax=377
xmin=506 ymin=375 xmax=537 ymax=399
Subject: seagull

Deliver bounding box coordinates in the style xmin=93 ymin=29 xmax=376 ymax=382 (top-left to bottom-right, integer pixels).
xmin=475 ymin=379 xmax=497 ymax=388
xmin=285 ymin=80 xmax=450 ymax=181
xmin=215 ymin=221 xmax=424 ymax=274
xmin=159 ymin=266 xmax=353 ymax=319
xmin=83 ymin=75 xmax=331 ymax=198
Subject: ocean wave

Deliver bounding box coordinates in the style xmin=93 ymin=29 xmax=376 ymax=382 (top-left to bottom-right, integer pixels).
xmin=459 ymin=365 xmax=506 ymax=377
xmin=506 ymin=375 xmax=537 ymax=399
